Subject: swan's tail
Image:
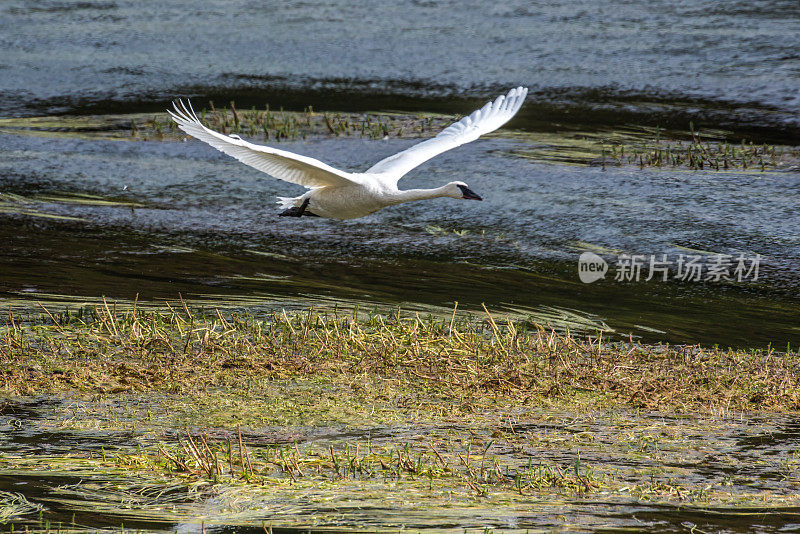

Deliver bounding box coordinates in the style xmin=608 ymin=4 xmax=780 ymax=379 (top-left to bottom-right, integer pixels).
xmin=276 ymin=196 xmax=300 ymax=209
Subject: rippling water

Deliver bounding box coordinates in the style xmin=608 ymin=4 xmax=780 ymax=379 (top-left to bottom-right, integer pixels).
xmin=1 ymin=129 xmax=798 ymax=346
xmin=1 ymin=0 xmax=799 ymax=141
xmin=1 ymin=0 xmax=799 ymax=347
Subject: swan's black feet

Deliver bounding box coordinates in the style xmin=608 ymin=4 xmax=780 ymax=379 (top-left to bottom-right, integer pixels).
xmin=279 ymin=198 xmax=319 ymax=217
xmin=278 ymin=206 xmax=304 ymax=217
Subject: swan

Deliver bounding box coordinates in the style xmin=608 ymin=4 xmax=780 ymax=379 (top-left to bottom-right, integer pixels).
xmin=167 ymin=87 xmax=528 ymax=220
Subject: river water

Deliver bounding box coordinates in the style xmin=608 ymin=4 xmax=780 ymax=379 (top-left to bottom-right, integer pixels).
xmin=1 ymin=1 xmax=799 ymax=344
xmin=2 ymin=2 xmax=800 ymax=532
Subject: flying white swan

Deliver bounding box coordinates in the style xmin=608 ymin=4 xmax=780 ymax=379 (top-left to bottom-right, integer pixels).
xmin=168 ymin=87 xmax=529 ymax=219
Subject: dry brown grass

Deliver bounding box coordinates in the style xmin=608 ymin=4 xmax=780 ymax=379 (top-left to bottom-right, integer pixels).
xmin=1 ymin=302 xmax=799 ymax=412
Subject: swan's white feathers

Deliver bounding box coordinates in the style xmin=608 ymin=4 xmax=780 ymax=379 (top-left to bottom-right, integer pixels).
xmin=168 ymin=87 xmax=528 ymax=218
xmin=168 ymin=100 xmax=362 ymax=189
xmin=366 ymin=86 xmax=528 ymax=181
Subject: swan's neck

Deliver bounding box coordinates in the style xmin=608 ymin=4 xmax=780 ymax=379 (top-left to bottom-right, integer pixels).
xmin=391 ymin=185 xmax=451 ymax=204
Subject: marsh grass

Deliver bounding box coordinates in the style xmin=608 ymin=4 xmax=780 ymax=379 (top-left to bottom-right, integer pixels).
xmin=4 ymin=403 xmax=798 ymax=529
xmin=598 ymin=123 xmax=797 ymax=171
xmin=0 ymin=193 xmax=88 ymax=222
xmin=2 ymin=303 xmax=799 ymax=531
xmin=4 ymin=109 xmax=797 ymax=173
xmin=0 ymin=188 xmax=143 ymax=223
xmin=0 ymin=105 xmax=454 ymax=143
xmin=513 ymin=125 xmax=800 ymax=171
xmin=2 ymin=302 xmax=799 ymax=412
xmin=2 ymin=381 xmax=799 ymax=530
xmin=181 ymin=102 xmax=452 ymax=142
xmin=128 ymin=429 xmax=600 ymax=496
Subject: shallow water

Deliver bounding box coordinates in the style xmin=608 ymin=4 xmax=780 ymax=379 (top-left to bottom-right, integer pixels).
xmin=1 ymin=398 xmax=799 ymax=533
xmin=1 ymin=0 xmax=800 ymax=142
xmin=1 ymin=129 xmax=798 ymax=347
xmin=1 ymin=0 xmax=799 ymax=346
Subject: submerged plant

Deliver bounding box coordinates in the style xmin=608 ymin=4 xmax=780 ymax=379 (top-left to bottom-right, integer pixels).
xmin=0 ymin=491 xmax=43 ymax=523
xmin=114 ymin=428 xmax=601 ymax=497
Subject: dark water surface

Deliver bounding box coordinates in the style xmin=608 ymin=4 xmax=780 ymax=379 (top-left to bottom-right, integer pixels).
xmin=1 ymin=0 xmax=799 ymax=347
xmin=1 ymin=0 xmax=800 ymax=142
xmin=0 ymin=2 xmax=799 ymax=336
xmin=1 ymin=130 xmax=798 ymax=347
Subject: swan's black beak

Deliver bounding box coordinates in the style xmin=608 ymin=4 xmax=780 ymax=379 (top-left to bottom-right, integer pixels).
xmin=457 ymin=184 xmax=483 ymax=201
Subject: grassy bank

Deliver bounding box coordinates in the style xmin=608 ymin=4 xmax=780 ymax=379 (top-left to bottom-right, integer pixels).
xmin=2 ymin=303 xmax=798 ymax=413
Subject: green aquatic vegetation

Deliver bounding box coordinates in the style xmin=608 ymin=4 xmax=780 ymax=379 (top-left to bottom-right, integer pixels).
xmin=0 ymin=191 xmax=140 ymax=222
xmin=425 ymin=224 xmax=471 ymax=237
xmin=2 ymin=293 xmax=799 ymax=532
xmin=0 ymin=491 xmax=43 ymax=523
xmin=2 ymin=111 xmax=798 ymax=173
xmin=135 ymin=430 xmax=602 ymax=496
xmin=33 ymin=192 xmax=143 ymax=208
xmin=0 ymin=192 xmax=87 ymax=222
xmin=513 ymin=124 xmax=800 ymax=172
xmin=172 ymin=102 xmax=455 ymax=142
xmin=599 ymin=125 xmax=793 ymax=171
xmin=0 ymin=106 xmax=456 ymax=144
xmin=4 ymin=407 xmax=800 ymax=533
xmin=4 ymin=390 xmax=800 ymax=532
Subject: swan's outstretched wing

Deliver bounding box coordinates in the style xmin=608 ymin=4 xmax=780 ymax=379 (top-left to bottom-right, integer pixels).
xmin=168 ymin=100 xmax=362 ymax=188
xmin=366 ymin=86 xmax=528 ymax=182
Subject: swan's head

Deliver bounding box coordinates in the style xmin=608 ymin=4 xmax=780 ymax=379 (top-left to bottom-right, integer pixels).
xmin=447 ymin=181 xmax=483 ymax=201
